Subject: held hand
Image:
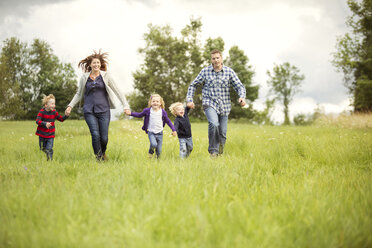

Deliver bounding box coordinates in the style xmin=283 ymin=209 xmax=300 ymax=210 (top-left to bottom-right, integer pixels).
xmin=124 ymin=109 xmax=131 ymax=115
xmin=172 ymin=131 xmax=177 ymax=137
xmin=46 ymin=122 xmax=52 ymax=128
xmin=187 ymin=101 xmax=195 ymax=109
xmin=65 ymin=106 xmax=72 ymax=116
xmin=239 ymin=98 xmax=246 ymax=107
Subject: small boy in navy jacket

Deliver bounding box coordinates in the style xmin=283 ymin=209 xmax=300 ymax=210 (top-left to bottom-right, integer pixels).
xmin=169 ymin=102 xmax=193 ymax=158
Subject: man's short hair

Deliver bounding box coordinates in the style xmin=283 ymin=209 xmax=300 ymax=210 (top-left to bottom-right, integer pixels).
xmin=210 ymin=49 xmax=222 ymax=56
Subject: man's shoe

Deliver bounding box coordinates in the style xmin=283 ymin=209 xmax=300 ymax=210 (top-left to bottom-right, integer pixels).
xmin=210 ymin=153 xmax=218 ymax=158
xmin=218 ymin=145 xmax=224 ymax=155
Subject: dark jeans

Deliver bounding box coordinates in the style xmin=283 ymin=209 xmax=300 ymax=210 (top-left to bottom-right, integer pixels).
xmin=84 ymin=111 xmax=110 ymax=158
xmin=148 ymin=131 xmax=163 ymax=158
xmin=39 ymin=137 xmax=54 ymax=161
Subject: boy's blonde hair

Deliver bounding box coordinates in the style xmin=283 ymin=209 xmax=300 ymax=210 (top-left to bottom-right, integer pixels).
xmin=42 ymin=94 xmax=55 ymax=106
xmin=148 ymin=93 xmax=165 ymax=109
xmin=169 ymin=102 xmax=183 ymax=117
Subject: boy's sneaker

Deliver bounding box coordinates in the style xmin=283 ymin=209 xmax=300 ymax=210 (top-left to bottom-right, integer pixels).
xmin=148 ymin=153 xmax=154 ymax=159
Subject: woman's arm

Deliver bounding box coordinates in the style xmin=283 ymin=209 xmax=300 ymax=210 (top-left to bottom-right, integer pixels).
xmin=106 ymin=73 xmax=130 ymax=109
xmin=65 ymin=75 xmax=85 ymax=115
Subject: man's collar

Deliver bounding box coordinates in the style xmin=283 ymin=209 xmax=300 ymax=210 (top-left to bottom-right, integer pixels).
xmin=211 ymin=64 xmax=224 ymax=72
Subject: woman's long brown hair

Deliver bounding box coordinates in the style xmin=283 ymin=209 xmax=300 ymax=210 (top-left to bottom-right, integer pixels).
xmin=78 ymin=50 xmax=109 ymax=72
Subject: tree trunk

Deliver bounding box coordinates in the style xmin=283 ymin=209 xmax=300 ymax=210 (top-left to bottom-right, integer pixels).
xmin=283 ymin=97 xmax=290 ymax=125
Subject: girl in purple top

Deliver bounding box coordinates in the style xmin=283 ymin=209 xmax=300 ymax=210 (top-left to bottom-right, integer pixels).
xmin=126 ymin=93 xmax=176 ymax=159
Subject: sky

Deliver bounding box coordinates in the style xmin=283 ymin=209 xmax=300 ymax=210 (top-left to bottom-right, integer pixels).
xmin=0 ymin=0 xmax=353 ymax=123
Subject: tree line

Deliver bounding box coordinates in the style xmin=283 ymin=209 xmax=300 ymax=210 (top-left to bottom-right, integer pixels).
xmin=332 ymin=0 xmax=372 ymax=112
xmin=0 ymin=38 xmax=77 ymax=120
xmin=1 ymin=0 xmax=369 ymax=123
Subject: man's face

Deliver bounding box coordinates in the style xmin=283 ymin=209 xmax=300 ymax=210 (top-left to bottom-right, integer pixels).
xmin=211 ymin=53 xmax=222 ymax=69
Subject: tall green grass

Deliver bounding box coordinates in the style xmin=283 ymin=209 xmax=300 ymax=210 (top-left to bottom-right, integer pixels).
xmin=0 ymin=120 xmax=371 ymax=248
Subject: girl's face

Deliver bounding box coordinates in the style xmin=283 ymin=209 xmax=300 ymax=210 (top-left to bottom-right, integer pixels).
xmin=45 ymin=99 xmax=55 ymax=111
xmin=175 ymin=106 xmax=184 ymax=117
xmin=90 ymin=58 xmax=101 ymax=72
xmin=151 ymin=96 xmax=161 ymax=109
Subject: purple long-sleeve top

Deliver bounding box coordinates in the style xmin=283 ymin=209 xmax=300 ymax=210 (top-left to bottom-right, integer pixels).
xmin=131 ymin=107 xmax=176 ymax=134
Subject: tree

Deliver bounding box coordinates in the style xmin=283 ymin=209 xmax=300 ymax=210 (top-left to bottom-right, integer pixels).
xmin=332 ymin=0 xmax=372 ymax=111
xmin=267 ymin=62 xmax=305 ymax=125
xmin=131 ymin=18 xmax=259 ymax=120
xmin=0 ymin=37 xmax=77 ymax=119
xmin=27 ymin=39 xmax=78 ymax=119
xmin=225 ymin=45 xmax=258 ymax=119
xmin=131 ymin=23 xmax=190 ymax=114
xmin=0 ymin=37 xmax=30 ymax=119
xmin=252 ymin=98 xmax=275 ymax=125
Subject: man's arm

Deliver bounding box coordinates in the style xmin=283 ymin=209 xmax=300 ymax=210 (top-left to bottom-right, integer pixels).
xmin=186 ymin=69 xmax=205 ymax=107
xmin=229 ymin=69 xmax=246 ymax=106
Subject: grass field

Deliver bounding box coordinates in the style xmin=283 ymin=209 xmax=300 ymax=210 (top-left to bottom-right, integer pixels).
xmin=0 ymin=119 xmax=371 ymax=248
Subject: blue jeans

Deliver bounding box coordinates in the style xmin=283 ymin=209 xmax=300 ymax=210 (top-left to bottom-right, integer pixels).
xmin=84 ymin=111 xmax=110 ymax=158
xmin=39 ymin=137 xmax=54 ymax=161
xmin=179 ymin=137 xmax=193 ymax=158
xmin=204 ymin=107 xmax=228 ymax=155
xmin=148 ymin=131 xmax=163 ymax=158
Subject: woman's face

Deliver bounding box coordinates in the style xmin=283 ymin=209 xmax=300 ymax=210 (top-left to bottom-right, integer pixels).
xmin=90 ymin=58 xmax=101 ymax=72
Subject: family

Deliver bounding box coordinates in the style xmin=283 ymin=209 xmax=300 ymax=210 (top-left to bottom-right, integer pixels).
xmin=35 ymin=49 xmax=246 ymax=161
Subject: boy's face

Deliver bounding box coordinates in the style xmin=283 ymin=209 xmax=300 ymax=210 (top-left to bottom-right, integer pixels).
xmin=45 ymin=99 xmax=55 ymax=111
xmin=175 ymin=106 xmax=184 ymax=117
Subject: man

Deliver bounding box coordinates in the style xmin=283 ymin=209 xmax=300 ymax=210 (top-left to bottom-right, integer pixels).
xmin=186 ymin=49 xmax=246 ymax=157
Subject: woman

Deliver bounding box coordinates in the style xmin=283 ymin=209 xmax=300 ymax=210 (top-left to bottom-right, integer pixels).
xmin=65 ymin=50 xmax=130 ymax=161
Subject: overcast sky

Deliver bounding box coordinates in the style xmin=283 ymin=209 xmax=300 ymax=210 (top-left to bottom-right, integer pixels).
xmin=0 ymin=0 xmax=352 ymax=122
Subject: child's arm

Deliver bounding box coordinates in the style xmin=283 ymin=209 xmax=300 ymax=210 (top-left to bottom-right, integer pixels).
xmin=36 ymin=111 xmax=47 ymax=128
xmin=174 ymin=119 xmax=179 ymax=133
xmin=173 ymin=119 xmax=179 ymax=137
xmin=130 ymin=108 xmax=148 ymax=118
xmin=56 ymin=111 xmax=68 ymax=122
xmin=163 ymin=110 xmax=177 ymax=136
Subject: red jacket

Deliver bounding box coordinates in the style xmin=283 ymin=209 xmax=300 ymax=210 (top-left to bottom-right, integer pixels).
xmin=35 ymin=108 xmax=68 ymax=138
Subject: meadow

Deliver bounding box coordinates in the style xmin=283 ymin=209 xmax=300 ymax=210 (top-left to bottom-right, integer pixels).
xmin=0 ymin=118 xmax=371 ymax=248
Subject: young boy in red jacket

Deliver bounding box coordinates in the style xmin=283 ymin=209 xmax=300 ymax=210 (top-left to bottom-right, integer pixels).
xmin=35 ymin=94 xmax=69 ymax=161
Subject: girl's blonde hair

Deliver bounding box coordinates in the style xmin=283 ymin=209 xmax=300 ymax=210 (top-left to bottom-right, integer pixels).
xmin=169 ymin=102 xmax=183 ymax=117
xmin=148 ymin=93 xmax=165 ymax=109
xmin=42 ymin=94 xmax=55 ymax=106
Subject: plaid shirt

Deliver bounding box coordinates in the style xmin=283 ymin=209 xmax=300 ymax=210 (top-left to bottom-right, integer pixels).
xmin=187 ymin=65 xmax=246 ymax=115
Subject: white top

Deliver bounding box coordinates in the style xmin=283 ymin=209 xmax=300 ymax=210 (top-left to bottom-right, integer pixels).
xmin=148 ymin=108 xmax=163 ymax=133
